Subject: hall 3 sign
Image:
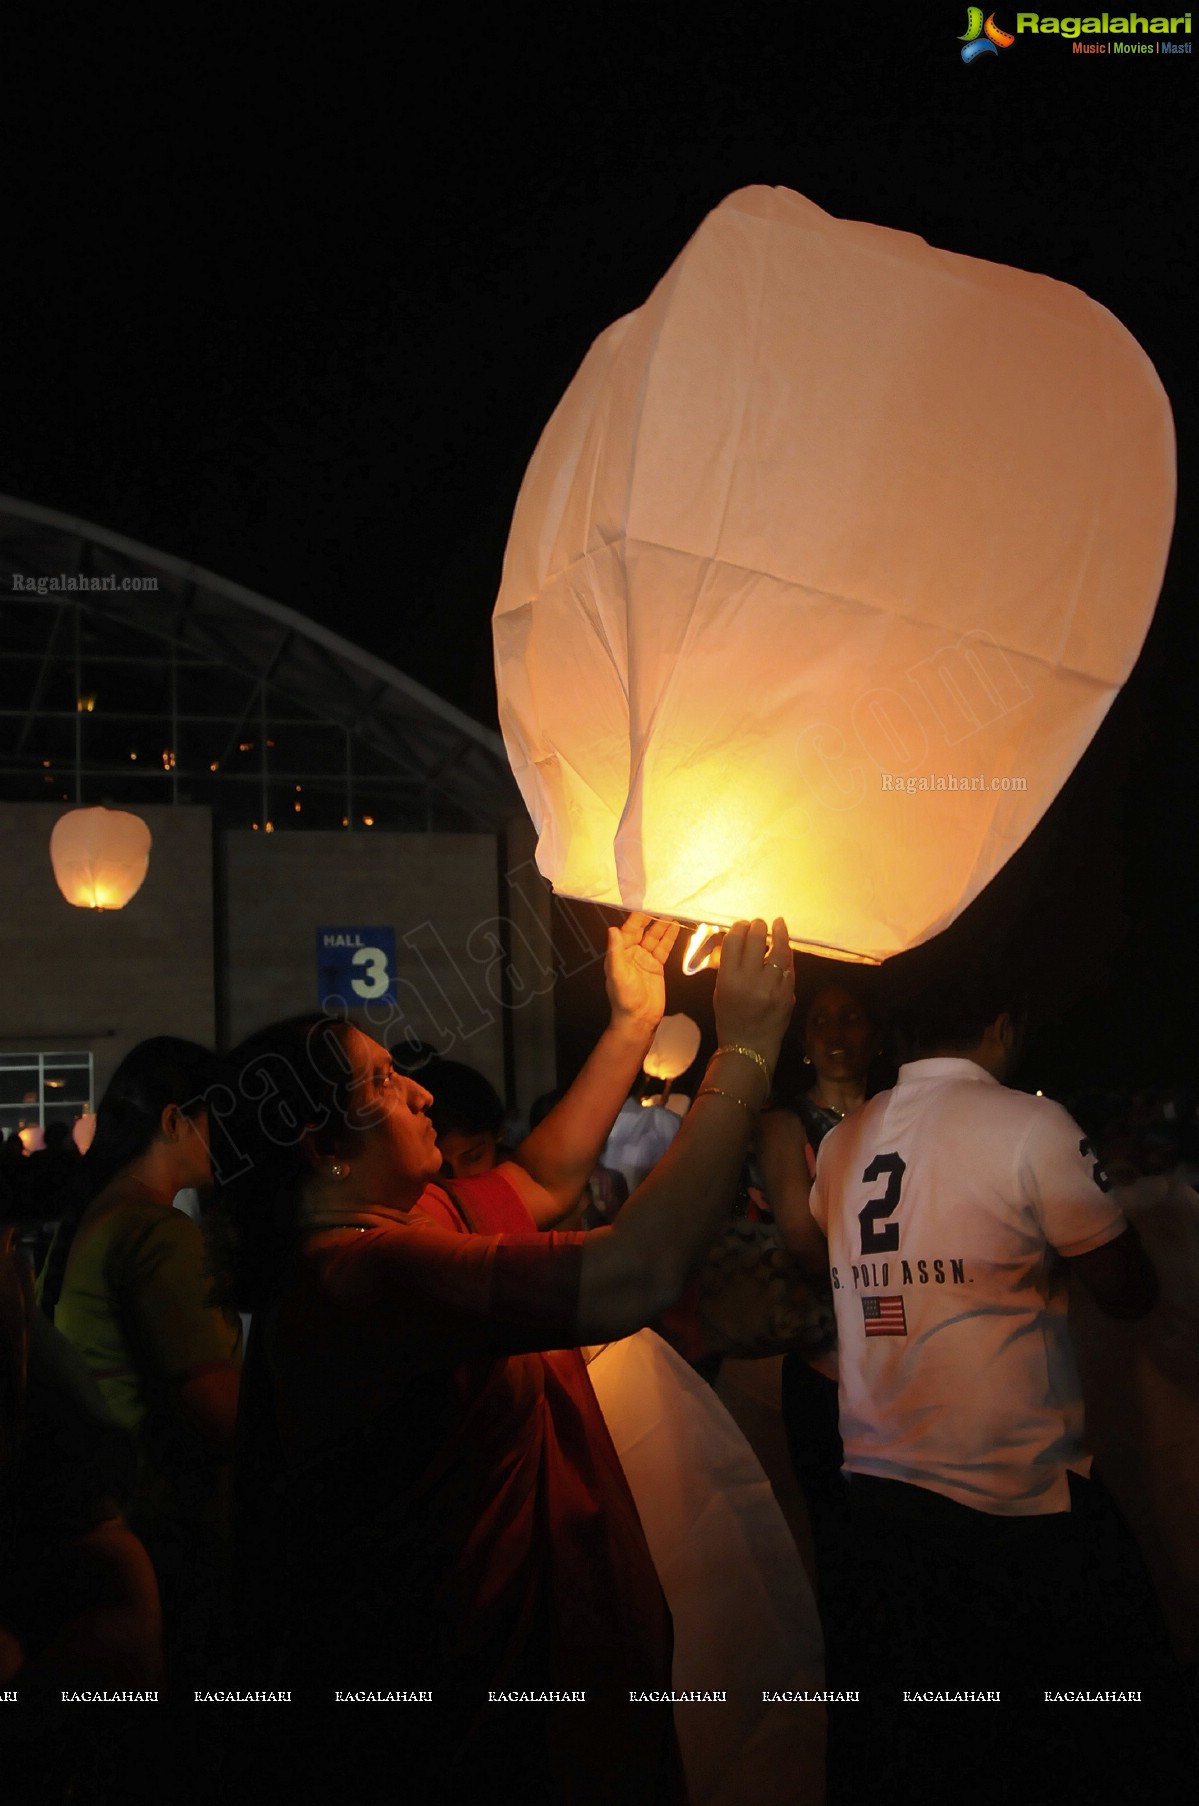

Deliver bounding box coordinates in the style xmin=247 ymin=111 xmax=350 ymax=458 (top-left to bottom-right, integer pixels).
xmin=316 ymin=926 xmax=397 ymax=1007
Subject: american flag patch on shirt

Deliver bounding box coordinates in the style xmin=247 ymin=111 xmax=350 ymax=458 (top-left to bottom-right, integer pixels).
xmin=862 ymin=1295 xmax=907 ymax=1337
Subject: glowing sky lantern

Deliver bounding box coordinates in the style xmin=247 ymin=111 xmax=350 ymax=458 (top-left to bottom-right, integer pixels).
xmin=50 ymin=806 xmax=152 ymax=910
xmin=72 ymin=1113 xmax=97 ymax=1155
xmin=643 ymin=1013 xmax=702 ymax=1087
xmin=493 ymin=186 xmax=1175 ymax=964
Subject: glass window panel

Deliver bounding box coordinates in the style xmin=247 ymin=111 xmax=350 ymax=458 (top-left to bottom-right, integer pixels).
xmin=0 ymin=1054 xmax=92 ymax=1127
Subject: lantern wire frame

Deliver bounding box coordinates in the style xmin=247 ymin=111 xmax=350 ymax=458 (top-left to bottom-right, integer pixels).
xmin=680 ymin=922 xmax=879 ymax=974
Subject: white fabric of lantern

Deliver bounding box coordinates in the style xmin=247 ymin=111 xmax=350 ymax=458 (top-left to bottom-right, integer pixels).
xmin=494 ymin=185 xmax=1175 ymax=963
xmin=643 ymin=1012 xmax=701 ymax=1084
xmin=586 ymin=1331 xmax=825 ymax=1806
xmin=50 ymin=806 xmax=152 ymax=910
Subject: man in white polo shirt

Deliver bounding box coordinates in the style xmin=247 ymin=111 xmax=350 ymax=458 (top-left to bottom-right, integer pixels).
xmin=808 ymin=973 xmax=1158 ymax=1697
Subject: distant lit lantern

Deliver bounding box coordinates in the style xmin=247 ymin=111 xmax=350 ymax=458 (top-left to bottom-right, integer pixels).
xmin=643 ymin=1013 xmax=701 ymax=1087
xmin=50 ymin=806 xmax=152 ymax=910
xmin=494 ymin=186 xmax=1175 ymax=963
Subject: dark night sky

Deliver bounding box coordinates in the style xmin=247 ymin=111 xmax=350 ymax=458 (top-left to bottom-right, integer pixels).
xmin=2 ymin=8 xmax=1195 ymax=1084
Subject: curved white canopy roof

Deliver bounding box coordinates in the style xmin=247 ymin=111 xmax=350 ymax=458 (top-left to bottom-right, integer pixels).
xmin=0 ymin=495 xmax=518 ymax=831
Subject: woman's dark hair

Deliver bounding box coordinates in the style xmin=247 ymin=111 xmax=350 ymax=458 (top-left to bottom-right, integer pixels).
xmin=218 ymin=1014 xmax=361 ymax=1313
xmin=39 ymin=1037 xmax=224 ymax=1322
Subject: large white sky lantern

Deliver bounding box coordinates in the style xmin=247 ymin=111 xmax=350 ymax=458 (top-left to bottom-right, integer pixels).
xmin=50 ymin=806 xmax=152 ymax=910
xmin=493 ymin=186 xmax=1175 ymax=964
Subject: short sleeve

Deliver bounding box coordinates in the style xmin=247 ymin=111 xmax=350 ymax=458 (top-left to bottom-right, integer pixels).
xmin=1018 ymin=1103 xmax=1129 ymax=1257
xmin=114 ymin=1210 xmax=242 ymax=1382
xmin=316 ymin=1221 xmax=586 ymax=1357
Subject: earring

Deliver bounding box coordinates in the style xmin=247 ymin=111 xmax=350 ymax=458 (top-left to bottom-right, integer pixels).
xmin=331 ymin=1162 xmax=346 ymax=1180
xmin=802 ymin=1055 xmax=812 ymax=1066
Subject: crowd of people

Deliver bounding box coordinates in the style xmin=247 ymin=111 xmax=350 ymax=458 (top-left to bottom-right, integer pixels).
xmin=1 ymin=912 xmax=1196 ymax=1803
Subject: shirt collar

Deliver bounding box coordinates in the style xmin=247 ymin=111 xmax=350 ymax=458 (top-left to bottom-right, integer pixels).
xmin=896 ymin=1056 xmax=999 ymax=1086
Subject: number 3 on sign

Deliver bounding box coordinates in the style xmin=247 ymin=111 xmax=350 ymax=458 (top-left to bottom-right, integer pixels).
xmin=858 ymin=1152 xmax=906 ymax=1255
xmin=350 ymin=945 xmax=391 ymax=999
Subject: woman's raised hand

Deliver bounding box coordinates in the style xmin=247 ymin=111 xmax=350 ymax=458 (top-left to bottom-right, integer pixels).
xmin=604 ymin=913 xmax=681 ymax=1038
xmin=713 ymin=918 xmax=795 ymax=1068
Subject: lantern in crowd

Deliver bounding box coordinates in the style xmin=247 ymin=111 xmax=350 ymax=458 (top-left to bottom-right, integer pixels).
xmin=50 ymin=806 xmax=152 ymax=910
xmin=643 ymin=1013 xmax=701 ymax=1084
xmin=643 ymin=1013 xmax=701 ymax=1102
xmin=494 ymin=186 xmax=1175 ymax=963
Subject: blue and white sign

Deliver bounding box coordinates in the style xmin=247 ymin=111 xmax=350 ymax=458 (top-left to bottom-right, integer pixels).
xmin=316 ymin=926 xmax=397 ymax=1008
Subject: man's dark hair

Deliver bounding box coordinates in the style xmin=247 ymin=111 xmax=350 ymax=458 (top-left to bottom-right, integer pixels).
xmin=895 ymin=967 xmax=1030 ymax=1059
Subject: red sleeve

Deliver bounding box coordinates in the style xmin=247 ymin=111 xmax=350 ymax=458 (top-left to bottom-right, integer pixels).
xmin=422 ymin=1171 xmax=537 ymax=1236
xmin=313 ymin=1218 xmax=587 ymax=1358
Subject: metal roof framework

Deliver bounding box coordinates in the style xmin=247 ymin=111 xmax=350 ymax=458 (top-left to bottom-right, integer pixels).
xmin=0 ymin=496 xmax=520 ymax=833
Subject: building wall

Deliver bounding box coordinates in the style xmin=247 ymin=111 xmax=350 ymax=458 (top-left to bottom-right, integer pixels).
xmin=0 ymin=805 xmax=555 ymax=1128
xmin=0 ymin=802 xmax=216 ymax=1101
xmin=219 ymin=829 xmax=511 ymax=1097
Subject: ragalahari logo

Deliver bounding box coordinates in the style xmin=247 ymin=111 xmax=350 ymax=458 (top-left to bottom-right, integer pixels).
xmin=960 ymin=8 xmax=1016 ymax=58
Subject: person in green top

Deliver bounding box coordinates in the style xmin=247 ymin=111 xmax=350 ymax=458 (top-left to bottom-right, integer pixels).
xmin=37 ymin=1038 xmax=240 ymax=1687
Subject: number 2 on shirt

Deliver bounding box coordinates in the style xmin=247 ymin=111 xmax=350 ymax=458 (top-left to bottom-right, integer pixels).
xmin=858 ymin=1152 xmax=906 ymax=1254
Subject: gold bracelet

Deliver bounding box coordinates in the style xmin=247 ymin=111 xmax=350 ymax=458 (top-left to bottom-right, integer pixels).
xmin=706 ymin=1050 xmax=770 ymax=1104
xmin=696 ymin=1085 xmax=757 ymax=1114
xmin=714 ymin=1043 xmax=771 ymax=1079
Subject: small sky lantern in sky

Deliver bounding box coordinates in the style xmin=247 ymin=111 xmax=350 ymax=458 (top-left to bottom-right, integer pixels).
xmin=494 ymin=185 xmax=1175 ymax=967
xmin=606 ymin=1012 xmax=702 ymax=1183
xmin=50 ymin=805 xmax=152 ymax=910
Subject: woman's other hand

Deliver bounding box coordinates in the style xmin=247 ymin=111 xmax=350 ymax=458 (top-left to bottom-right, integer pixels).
xmin=713 ymin=918 xmax=795 ymax=1070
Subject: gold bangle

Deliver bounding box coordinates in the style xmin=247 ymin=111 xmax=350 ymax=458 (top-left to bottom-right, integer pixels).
xmin=714 ymin=1043 xmax=771 ymax=1079
xmin=696 ymin=1085 xmax=757 ymax=1114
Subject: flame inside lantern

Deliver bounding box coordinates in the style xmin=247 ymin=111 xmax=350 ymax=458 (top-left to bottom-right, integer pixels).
xmin=679 ymin=919 xmax=877 ymax=975
xmin=681 ymin=925 xmax=725 ymax=976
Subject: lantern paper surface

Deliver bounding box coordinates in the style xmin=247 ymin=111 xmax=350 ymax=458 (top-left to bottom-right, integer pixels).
xmin=587 ymin=1331 xmax=824 ymax=1802
xmin=493 ymin=186 xmax=1175 ymax=962
xmin=50 ymin=806 xmax=152 ymax=910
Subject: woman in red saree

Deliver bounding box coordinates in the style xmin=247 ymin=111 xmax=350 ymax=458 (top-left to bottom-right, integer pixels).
xmin=221 ymin=916 xmax=795 ymax=1804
